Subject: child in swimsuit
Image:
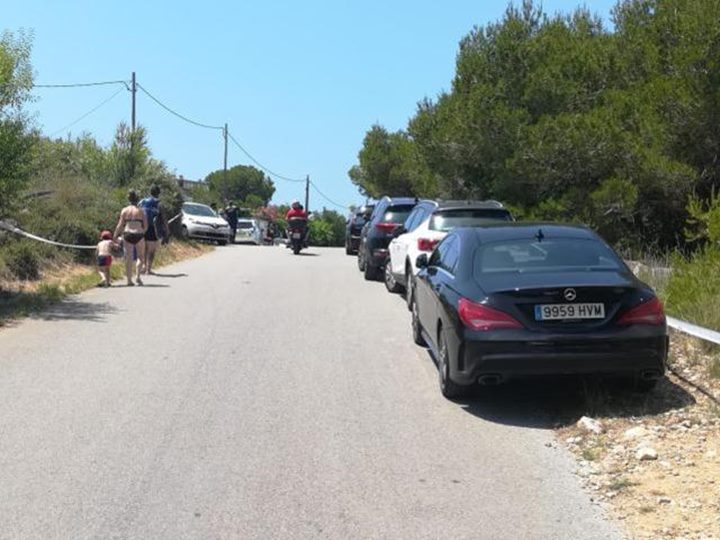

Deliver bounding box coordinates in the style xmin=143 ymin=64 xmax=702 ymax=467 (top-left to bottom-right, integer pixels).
xmin=96 ymin=230 xmax=117 ymax=287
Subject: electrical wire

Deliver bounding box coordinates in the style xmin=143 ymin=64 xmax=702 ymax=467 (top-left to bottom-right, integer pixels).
xmin=136 ymin=83 xmax=224 ymax=131
xmin=48 ymin=87 xmax=125 ymax=137
xmin=33 ymin=80 xmax=129 ymax=89
xmin=227 ymin=132 xmax=305 ymax=183
xmin=310 ymin=181 xmax=347 ymax=210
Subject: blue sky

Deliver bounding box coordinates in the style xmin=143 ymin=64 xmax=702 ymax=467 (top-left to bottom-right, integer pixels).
xmin=5 ymin=0 xmax=616 ymax=211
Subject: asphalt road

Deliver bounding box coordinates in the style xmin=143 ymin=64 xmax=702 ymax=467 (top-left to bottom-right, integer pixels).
xmin=0 ymin=245 xmax=623 ymax=539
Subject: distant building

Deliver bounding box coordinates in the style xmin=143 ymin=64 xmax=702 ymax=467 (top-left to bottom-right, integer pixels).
xmin=175 ymin=175 xmax=208 ymax=191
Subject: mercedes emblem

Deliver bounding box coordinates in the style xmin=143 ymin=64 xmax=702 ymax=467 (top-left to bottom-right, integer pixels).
xmin=564 ymin=288 xmax=577 ymax=302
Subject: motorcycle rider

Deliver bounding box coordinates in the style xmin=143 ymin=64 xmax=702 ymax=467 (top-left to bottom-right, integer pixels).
xmin=286 ymin=200 xmax=309 ymax=247
xmin=286 ymin=200 xmax=308 ymax=221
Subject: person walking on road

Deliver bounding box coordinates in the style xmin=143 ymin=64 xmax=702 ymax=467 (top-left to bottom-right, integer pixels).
xmin=139 ymin=185 xmax=168 ymax=275
xmin=114 ymin=190 xmax=148 ymax=286
xmin=223 ymin=201 xmax=239 ymax=243
xmin=95 ymin=230 xmax=116 ymax=287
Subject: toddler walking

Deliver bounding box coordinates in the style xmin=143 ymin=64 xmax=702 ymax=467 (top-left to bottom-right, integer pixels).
xmin=96 ymin=230 xmax=116 ymax=287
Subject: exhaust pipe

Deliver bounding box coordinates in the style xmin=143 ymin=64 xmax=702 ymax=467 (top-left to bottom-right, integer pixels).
xmin=640 ymin=370 xmax=662 ymax=381
xmin=478 ymin=374 xmax=502 ymax=386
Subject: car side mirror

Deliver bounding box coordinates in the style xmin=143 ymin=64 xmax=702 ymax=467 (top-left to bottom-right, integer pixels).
xmin=416 ymin=253 xmax=429 ymax=269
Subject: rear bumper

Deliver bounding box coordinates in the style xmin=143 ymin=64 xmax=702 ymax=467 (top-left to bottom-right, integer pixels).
xmin=454 ymin=334 xmax=668 ymax=385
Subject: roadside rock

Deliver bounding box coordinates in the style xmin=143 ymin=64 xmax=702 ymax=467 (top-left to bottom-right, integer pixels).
xmin=578 ymin=416 xmax=604 ymax=435
xmin=624 ymin=426 xmax=650 ymax=440
xmin=636 ymin=447 xmax=659 ymax=461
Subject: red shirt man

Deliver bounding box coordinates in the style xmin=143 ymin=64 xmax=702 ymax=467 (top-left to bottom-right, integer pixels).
xmin=286 ymin=202 xmax=308 ymax=220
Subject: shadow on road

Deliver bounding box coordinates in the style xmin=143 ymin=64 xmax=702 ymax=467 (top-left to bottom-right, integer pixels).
xmin=150 ymin=272 xmax=188 ymax=278
xmin=454 ymin=376 xmax=695 ymax=429
xmin=30 ymin=298 xmax=119 ymax=323
xmin=417 ymin=348 xmax=694 ymax=429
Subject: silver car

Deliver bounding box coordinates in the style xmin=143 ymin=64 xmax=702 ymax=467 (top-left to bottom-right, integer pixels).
xmin=180 ymin=202 xmax=232 ymax=245
xmin=235 ymin=219 xmax=263 ymax=245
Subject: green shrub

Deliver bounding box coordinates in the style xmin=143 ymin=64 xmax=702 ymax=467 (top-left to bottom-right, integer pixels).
xmin=664 ymin=246 xmax=720 ymax=329
xmin=2 ymin=241 xmax=41 ymax=280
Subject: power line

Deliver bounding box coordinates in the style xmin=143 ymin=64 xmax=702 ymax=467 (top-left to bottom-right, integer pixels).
xmin=227 ymin=131 xmax=305 ymax=183
xmin=48 ymin=87 xmax=125 ymax=137
xmin=136 ymin=83 xmax=224 ymax=131
xmin=33 ymin=80 xmax=129 ymax=89
xmin=310 ymin=181 xmax=347 ymax=210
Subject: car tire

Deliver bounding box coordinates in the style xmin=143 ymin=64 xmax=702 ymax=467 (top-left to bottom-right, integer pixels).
xmin=384 ymin=264 xmax=404 ymax=294
xmin=411 ymin=293 xmax=427 ymax=347
xmin=405 ymin=266 xmax=414 ymax=311
xmin=181 ymin=226 xmax=190 ymax=241
xmin=217 ymin=240 xmax=227 ymax=246
xmin=345 ymin=240 xmax=353 ymax=256
xmin=363 ymin=260 xmax=378 ymax=281
xmin=357 ymin=250 xmax=366 ymax=272
xmin=438 ymin=332 xmax=467 ymax=400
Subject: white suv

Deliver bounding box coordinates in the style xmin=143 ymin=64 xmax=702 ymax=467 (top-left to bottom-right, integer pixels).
xmin=385 ymin=200 xmax=513 ymax=306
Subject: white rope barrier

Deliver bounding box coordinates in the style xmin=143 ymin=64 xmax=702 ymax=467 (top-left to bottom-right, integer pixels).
xmin=0 ymin=220 xmax=97 ymax=250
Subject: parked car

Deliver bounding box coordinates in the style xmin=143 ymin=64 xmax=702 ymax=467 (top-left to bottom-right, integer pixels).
xmin=357 ymin=196 xmax=417 ymax=280
xmin=386 ymin=200 xmax=513 ymax=304
xmin=345 ymin=204 xmax=374 ymax=255
xmin=410 ymin=224 xmax=668 ymax=399
xmin=180 ymin=202 xmax=232 ymax=245
xmin=235 ymin=218 xmax=263 ymax=245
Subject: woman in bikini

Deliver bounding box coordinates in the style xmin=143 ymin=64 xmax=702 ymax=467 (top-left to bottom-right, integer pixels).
xmin=114 ymin=190 xmax=148 ymax=286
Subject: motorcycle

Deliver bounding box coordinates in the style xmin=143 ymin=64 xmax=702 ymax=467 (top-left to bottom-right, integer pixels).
xmin=287 ymin=217 xmax=308 ymax=255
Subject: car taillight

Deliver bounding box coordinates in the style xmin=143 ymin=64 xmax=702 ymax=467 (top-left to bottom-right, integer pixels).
xmin=417 ymin=238 xmax=439 ymax=252
xmin=375 ymin=222 xmax=400 ymax=233
xmin=458 ymin=298 xmax=523 ymax=331
xmin=617 ymin=297 xmax=665 ymax=326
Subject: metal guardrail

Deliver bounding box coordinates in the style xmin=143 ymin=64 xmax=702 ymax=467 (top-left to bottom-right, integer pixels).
xmin=666 ymin=316 xmax=720 ymax=345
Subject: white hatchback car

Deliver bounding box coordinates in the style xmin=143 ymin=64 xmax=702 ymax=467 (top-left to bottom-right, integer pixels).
xmin=180 ymin=202 xmax=232 ymax=245
xmin=386 ymin=200 xmax=514 ymax=306
xmin=235 ymin=219 xmax=263 ymax=245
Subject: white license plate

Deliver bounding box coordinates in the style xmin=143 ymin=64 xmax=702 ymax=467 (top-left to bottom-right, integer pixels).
xmin=292 ymin=232 xmax=301 ymax=239
xmin=535 ymin=303 xmax=605 ymax=321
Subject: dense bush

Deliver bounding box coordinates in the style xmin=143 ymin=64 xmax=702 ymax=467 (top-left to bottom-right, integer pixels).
xmin=2 ymin=240 xmax=42 ymax=280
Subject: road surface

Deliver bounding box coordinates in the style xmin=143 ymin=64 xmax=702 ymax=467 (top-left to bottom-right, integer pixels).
xmin=0 ymin=246 xmax=623 ymax=539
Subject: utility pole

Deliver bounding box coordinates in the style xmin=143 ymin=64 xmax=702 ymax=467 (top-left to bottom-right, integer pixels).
xmin=223 ymin=123 xmax=229 ymax=201
xmin=131 ymin=72 xmax=136 ymax=132
xmin=304 ymin=175 xmax=310 ymax=212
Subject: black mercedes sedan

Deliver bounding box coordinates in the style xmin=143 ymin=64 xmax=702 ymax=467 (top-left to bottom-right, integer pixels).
xmin=410 ymin=224 xmax=668 ymax=399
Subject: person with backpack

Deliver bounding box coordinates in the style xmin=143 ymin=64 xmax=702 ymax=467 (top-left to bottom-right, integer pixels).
xmin=139 ymin=185 xmax=167 ymax=275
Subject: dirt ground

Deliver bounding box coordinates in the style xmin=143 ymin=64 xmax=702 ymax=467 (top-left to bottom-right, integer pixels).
xmin=559 ymin=332 xmax=720 ymax=540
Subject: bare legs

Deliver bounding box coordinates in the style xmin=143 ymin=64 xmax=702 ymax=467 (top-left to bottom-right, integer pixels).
xmin=122 ymin=239 xmax=146 ymax=285
xmin=143 ymin=240 xmax=158 ymax=274
xmin=97 ymin=266 xmax=111 ymax=286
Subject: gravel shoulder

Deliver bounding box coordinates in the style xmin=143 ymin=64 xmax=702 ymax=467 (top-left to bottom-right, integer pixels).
xmin=559 ymin=333 xmax=720 ymax=540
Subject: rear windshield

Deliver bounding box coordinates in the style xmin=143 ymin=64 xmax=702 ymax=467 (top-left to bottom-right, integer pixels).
xmin=382 ymin=204 xmax=415 ymax=224
xmin=474 ymin=238 xmax=623 ymax=274
xmin=429 ymin=209 xmax=513 ymax=232
xmin=237 ymin=222 xmax=254 ymax=229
